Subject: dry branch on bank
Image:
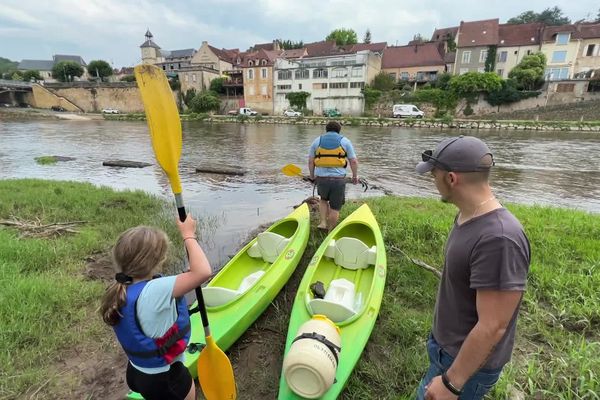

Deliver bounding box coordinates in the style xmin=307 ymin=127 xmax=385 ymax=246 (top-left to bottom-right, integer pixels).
xmin=0 ymin=217 xmax=86 ymax=238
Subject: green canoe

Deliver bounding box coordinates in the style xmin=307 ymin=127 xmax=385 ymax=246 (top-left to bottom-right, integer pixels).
xmin=278 ymin=204 xmax=386 ymax=399
xmin=127 ymin=203 xmax=310 ymax=399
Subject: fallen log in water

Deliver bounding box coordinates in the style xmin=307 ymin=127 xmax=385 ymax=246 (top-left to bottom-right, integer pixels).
xmin=102 ymin=160 xmax=152 ymax=168
xmin=195 ymin=166 xmax=247 ymax=176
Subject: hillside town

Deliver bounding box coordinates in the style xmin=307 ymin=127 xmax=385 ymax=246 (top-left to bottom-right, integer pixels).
xmin=5 ymin=15 xmax=600 ymax=116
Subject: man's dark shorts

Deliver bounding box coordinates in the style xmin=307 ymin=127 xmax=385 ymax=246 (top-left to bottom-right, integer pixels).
xmin=316 ymin=177 xmax=346 ymax=211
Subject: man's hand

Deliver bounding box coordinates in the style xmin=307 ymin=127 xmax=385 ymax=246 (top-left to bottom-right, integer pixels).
xmin=352 ymin=176 xmax=359 ymax=185
xmin=424 ymin=375 xmax=458 ymax=400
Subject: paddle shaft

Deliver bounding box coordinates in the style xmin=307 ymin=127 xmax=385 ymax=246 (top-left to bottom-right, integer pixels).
xmin=175 ymin=193 xmax=211 ymax=335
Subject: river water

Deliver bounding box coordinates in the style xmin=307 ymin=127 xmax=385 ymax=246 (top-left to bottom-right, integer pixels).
xmin=2 ymin=119 xmax=599 ymax=267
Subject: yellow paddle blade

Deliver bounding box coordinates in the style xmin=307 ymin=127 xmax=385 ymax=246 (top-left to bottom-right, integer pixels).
xmin=134 ymin=64 xmax=183 ymax=194
xmin=198 ymin=336 xmax=237 ymax=400
xmin=281 ymin=163 xmax=303 ymax=177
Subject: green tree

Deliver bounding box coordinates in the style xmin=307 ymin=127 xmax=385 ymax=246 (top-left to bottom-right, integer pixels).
xmin=485 ymin=46 xmax=497 ymax=73
xmin=168 ymin=75 xmax=180 ymax=91
xmin=507 ymin=7 xmax=571 ymax=25
xmin=449 ymin=72 xmax=502 ymax=100
xmin=209 ymin=77 xmax=227 ymax=94
xmin=87 ymin=60 xmax=113 ymax=80
xmin=485 ymin=79 xmax=541 ymax=106
xmin=361 ymin=86 xmax=382 ymax=109
xmin=285 ymin=91 xmax=311 ymax=110
xmin=508 ymin=52 xmax=547 ymax=90
xmin=446 ymin=35 xmax=457 ymax=52
xmin=278 ymin=39 xmax=304 ymax=50
xmin=183 ymin=88 xmax=197 ymax=107
xmin=120 ymin=75 xmax=136 ymax=82
xmin=190 ymin=91 xmax=220 ymax=113
xmin=22 ymin=70 xmax=42 ymax=82
xmin=363 ymin=29 xmax=372 ymax=44
xmin=371 ymin=71 xmax=396 ymax=91
xmin=52 ymin=61 xmax=84 ymax=82
xmin=596 ymin=8 xmax=600 ymax=23
xmin=0 ymin=57 xmax=18 ymax=75
xmin=430 ymin=73 xmax=453 ymax=90
xmin=11 ymin=71 xmax=23 ymax=81
xmin=326 ymin=28 xmax=358 ymax=46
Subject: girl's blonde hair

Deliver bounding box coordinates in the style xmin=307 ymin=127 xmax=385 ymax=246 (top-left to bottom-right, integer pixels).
xmin=100 ymin=226 xmax=169 ymax=326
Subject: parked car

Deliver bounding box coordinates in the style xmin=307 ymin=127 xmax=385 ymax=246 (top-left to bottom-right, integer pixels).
xmin=51 ymin=105 xmax=65 ymax=112
xmin=283 ymin=109 xmax=302 ymax=117
xmin=102 ymin=108 xmax=120 ymax=114
xmin=392 ymin=104 xmax=424 ymax=118
xmin=323 ymin=108 xmax=341 ymax=117
xmin=238 ymin=107 xmax=258 ymax=116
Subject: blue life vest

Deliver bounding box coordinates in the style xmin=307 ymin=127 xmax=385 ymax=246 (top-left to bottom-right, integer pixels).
xmin=113 ymin=280 xmax=191 ymax=368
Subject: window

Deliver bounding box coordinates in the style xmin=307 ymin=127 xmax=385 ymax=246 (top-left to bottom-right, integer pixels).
xmin=351 ymin=67 xmax=363 ymax=77
xmin=313 ymin=69 xmax=328 ymax=78
xmin=556 ymin=33 xmax=570 ymax=45
xmin=260 ymin=85 xmax=267 ymax=95
xmin=400 ymin=72 xmax=409 ymax=80
xmin=498 ymin=51 xmax=508 ymax=63
xmin=277 ymin=85 xmax=291 ymax=90
xmin=312 ymin=83 xmax=327 ymax=89
xmin=544 ymin=67 xmax=570 ymax=80
xmin=586 ymin=44 xmax=597 ymax=57
xmin=248 ymin=60 xmax=254 ymax=67
xmin=248 ymin=69 xmax=254 ymax=79
xmin=551 ymin=50 xmax=567 ymax=63
xmin=496 ymin=69 xmax=504 ymax=77
xmin=261 ymin=68 xmax=267 ymax=79
xmin=479 ymin=50 xmax=488 ymax=63
xmin=170 ymin=64 xmax=174 ymax=70
xmin=350 ymin=82 xmax=364 ymax=88
xmin=298 ymin=84 xmax=302 ymax=90
xmin=461 ymin=51 xmax=471 ymax=64
xmin=388 ymin=72 xmax=397 ymax=80
xmin=192 ymin=74 xmax=196 ymax=82
xmin=331 ymin=67 xmax=348 ymax=78
xmin=278 ymin=70 xmax=291 ymax=80
xmin=330 ymin=82 xmax=348 ymax=89
xmin=261 ymin=59 xmax=267 ymax=66
xmin=416 ymin=72 xmax=424 ymax=81
xmin=295 ymin=69 xmax=309 ymax=79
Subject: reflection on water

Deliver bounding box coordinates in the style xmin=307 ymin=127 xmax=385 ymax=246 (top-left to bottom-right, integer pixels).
xmin=2 ymin=120 xmax=599 ymax=267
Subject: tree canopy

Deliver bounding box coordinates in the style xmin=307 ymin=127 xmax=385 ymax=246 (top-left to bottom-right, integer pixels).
xmin=52 ymin=61 xmax=84 ymax=82
xmin=507 ymin=6 xmax=571 ymax=25
xmin=278 ymin=39 xmax=304 ymax=50
xmin=22 ymin=70 xmax=42 ymax=82
xmin=508 ymin=52 xmax=547 ymax=90
xmin=363 ymin=29 xmax=372 ymax=44
xmin=87 ymin=60 xmax=113 ymax=80
xmin=325 ymin=28 xmax=358 ymax=46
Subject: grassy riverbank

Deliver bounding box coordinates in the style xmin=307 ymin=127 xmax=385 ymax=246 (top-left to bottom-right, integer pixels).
xmin=1 ymin=180 xmax=598 ymax=399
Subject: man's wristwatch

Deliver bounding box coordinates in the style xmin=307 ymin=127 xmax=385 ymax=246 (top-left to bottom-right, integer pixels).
xmin=441 ymin=372 xmax=463 ymax=396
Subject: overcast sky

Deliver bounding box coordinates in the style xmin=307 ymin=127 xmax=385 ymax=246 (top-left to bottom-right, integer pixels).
xmin=1 ymin=0 xmax=598 ymax=68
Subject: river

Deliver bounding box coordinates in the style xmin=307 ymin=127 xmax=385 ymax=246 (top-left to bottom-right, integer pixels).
xmin=2 ymin=119 xmax=599 ymax=267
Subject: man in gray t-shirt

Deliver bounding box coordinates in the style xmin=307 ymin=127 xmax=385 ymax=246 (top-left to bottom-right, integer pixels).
xmin=414 ymin=136 xmax=530 ymax=400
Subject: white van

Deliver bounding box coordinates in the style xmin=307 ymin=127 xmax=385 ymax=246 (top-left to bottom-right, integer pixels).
xmin=392 ymin=104 xmax=424 ymax=118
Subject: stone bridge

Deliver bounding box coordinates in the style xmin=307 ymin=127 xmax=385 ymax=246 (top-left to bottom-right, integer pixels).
xmin=0 ymin=79 xmax=33 ymax=106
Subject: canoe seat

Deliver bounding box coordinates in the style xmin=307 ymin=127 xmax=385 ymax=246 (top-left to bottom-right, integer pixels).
xmin=247 ymin=232 xmax=290 ymax=263
xmin=324 ymin=237 xmax=377 ymax=270
xmin=308 ymin=278 xmax=357 ymax=323
xmin=202 ymin=270 xmax=266 ymax=307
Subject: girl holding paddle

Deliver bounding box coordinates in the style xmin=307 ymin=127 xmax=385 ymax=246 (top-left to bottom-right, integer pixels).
xmin=100 ymin=215 xmax=212 ymax=400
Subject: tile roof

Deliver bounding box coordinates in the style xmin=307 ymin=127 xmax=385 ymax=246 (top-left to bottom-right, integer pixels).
xmin=431 ymin=27 xmax=459 ymax=41
xmin=541 ymin=24 xmax=577 ymax=42
xmin=347 ymin=42 xmax=387 ymax=53
xmin=498 ymin=23 xmax=543 ymax=46
xmin=304 ymin=40 xmax=339 ymax=57
xmin=281 ymin=48 xmax=308 ymax=59
xmin=53 ymin=54 xmax=86 ymax=66
xmin=444 ymin=52 xmax=457 ymax=64
xmin=457 ymin=19 xmax=499 ymax=47
xmin=575 ymin=22 xmax=600 ymax=39
xmin=208 ymin=45 xmax=236 ymax=63
xmin=164 ymin=48 xmax=196 ymax=59
xmin=140 ymin=39 xmax=160 ymax=49
xmin=382 ymin=42 xmax=446 ymax=69
xmin=18 ymin=59 xmax=54 ymax=71
xmin=242 ymin=48 xmax=282 ymax=67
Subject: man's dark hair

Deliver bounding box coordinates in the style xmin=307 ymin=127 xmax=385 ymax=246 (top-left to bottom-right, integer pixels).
xmin=325 ymin=121 xmax=341 ymax=133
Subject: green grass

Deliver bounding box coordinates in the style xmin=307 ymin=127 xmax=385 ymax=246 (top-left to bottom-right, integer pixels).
xmin=34 ymin=156 xmax=58 ymax=165
xmin=2 ymin=180 xmax=599 ymax=399
xmin=333 ymin=197 xmax=600 ymax=399
xmin=0 ymin=179 xmax=181 ymax=399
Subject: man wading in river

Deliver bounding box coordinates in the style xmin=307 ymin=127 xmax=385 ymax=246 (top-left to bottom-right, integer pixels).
xmin=308 ymin=121 xmax=358 ymax=231
xmin=415 ymin=136 xmax=530 ymax=400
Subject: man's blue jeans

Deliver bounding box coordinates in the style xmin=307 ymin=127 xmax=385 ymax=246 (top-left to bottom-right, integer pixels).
xmin=416 ymin=334 xmax=503 ymax=400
